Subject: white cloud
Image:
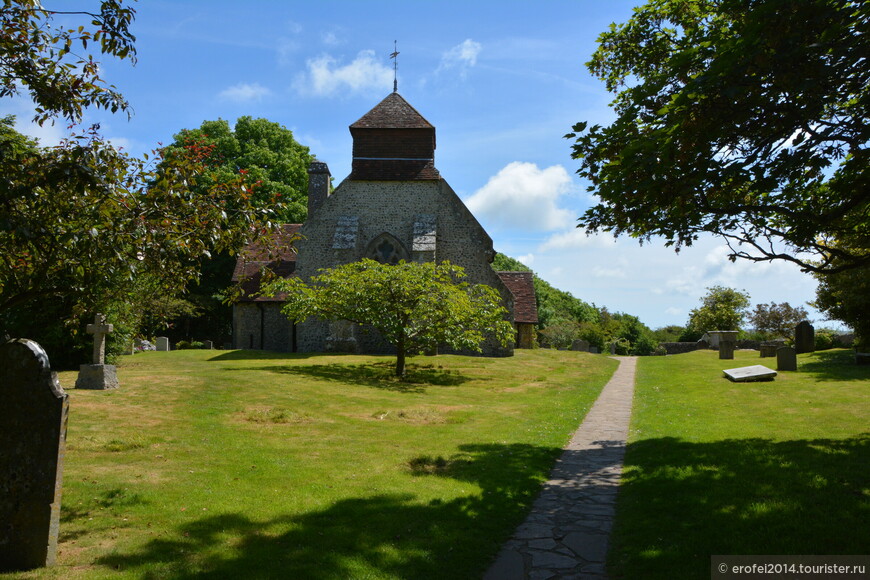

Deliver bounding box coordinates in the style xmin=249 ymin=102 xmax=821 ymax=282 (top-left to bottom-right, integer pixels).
xmin=219 ymin=82 xmax=272 ymax=102
xmin=538 ymin=228 xmax=617 ymax=251
xmin=517 ymin=254 xmax=535 ymax=267
xmin=295 ymin=50 xmax=392 ymax=96
xmin=437 ymin=39 xmax=482 ymax=77
xmin=466 ymin=162 xmax=573 ymax=232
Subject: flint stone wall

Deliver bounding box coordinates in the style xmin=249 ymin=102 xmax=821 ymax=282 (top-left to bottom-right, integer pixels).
xmin=294 ymin=179 xmax=513 ymax=357
xmin=233 ymin=303 xmax=294 ymax=352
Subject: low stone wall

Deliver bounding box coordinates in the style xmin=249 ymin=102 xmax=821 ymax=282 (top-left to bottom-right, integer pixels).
xmin=660 ymin=342 xmax=703 ymax=355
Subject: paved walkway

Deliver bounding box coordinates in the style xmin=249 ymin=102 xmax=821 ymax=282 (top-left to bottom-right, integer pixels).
xmin=484 ymin=356 xmax=637 ymax=580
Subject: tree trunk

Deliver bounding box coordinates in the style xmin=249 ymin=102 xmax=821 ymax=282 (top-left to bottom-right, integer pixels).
xmin=395 ymin=335 xmax=406 ymax=377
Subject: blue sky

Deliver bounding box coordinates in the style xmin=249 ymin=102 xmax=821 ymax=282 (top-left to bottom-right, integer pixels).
xmin=3 ymin=0 xmax=837 ymax=330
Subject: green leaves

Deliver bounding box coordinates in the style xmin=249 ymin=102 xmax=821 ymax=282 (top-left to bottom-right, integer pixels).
xmin=0 ymin=0 xmax=137 ymax=125
xmin=569 ymin=0 xmax=870 ymax=275
xmin=265 ymin=260 xmax=515 ymax=376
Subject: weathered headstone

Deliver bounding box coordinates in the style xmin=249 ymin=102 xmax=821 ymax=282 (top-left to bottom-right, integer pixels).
xmin=0 ymin=339 xmax=69 ymax=570
xmin=589 ymin=346 xmax=599 ymax=354
xmin=202 ymin=340 xmax=213 ymax=350
xmin=776 ymin=346 xmax=798 ymax=371
xmin=156 ymin=336 xmax=170 ymax=351
xmin=571 ymin=339 xmax=589 ymax=352
xmin=795 ymin=320 xmax=815 ymax=354
xmin=759 ymin=340 xmax=784 ymax=358
xmin=723 ymin=365 xmax=777 ymax=382
xmin=716 ymin=330 xmax=738 ymax=360
xmin=609 ymin=342 xmax=617 ymax=355
xmin=75 ymin=313 xmax=119 ymax=390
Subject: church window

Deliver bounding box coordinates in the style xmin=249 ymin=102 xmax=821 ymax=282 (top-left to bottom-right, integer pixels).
xmin=366 ymin=233 xmax=408 ymax=264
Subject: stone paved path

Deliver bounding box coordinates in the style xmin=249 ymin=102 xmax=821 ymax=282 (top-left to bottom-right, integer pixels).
xmin=483 ymin=356 xmax=637 ymax=580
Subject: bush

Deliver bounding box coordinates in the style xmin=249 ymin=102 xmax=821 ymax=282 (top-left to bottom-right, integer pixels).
xmin=815 ymin=332 xmax=835 ymax=351
xmin=175 ymin=340 xmax=204 ymax=350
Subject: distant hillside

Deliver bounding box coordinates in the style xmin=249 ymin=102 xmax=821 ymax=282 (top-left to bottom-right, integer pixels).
xmin=493 ymin=253 xmax=658 ymax=355
xmin=492 ymin=253 xmax=597 ymax=328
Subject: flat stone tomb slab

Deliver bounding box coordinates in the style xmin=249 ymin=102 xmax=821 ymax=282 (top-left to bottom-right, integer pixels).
xmin=723 ymin=365 xmax=777 ymax=382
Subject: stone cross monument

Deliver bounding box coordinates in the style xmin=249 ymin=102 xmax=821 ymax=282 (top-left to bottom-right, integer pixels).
xmin=75 ymin=313 xmax=120 ymax=390
xmin=86 ymin=313 xmax=113 ymax=364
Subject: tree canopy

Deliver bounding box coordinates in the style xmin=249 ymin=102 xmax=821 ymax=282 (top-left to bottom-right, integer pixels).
xmin=748 ymin=301 xmax=809 ymax=341
xmin=0 ymin=0 xmax=136 ymax=124
xmin=164 ymin=117 xmax=313 ymax=224
xmin=567 ymin=0 xmax=869 ymax=275
xmin=686 ymin=285 xmax=751 ymax=334
xmin=266 ymin=260 xmax=515 ymax=376
xmin=0 ymin=1 xmax=278 ymax=361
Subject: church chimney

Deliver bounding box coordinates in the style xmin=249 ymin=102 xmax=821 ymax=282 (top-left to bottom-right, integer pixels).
xmin=307 ymin=159 xmax=330 ymax=217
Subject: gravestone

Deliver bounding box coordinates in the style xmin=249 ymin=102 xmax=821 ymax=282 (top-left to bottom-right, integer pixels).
xmin=723 ymin=365 xmax=777 ymax=382
xmin=589 ymin=346 xmax=599 ymax=354
xmin=75 ymin=313 xmax=119 ymax=390
xmin=716 ymin=330 xmax=738 ymax=360
xmin=759 ymin=340 xmax=784 ymax=358
xmin=609 ymin=343 xmax=617 ymax=355
xmin=571 ymin=339 xmax=589 ymax=352
xmin=0 ymin=339 xmax=69 ymax=570
xmin=156 ymin=336 xmax=169 ymax=351
xmin=776 ymin=346 xmax=798 ymax=371
xmin=795 ymin=320 xmax=815 ymax=354
xmin=202 ymin=340 xmax=213 ymax=350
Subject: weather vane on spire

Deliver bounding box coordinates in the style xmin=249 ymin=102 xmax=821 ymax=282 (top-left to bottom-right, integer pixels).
xmin=390 ymin=40 xmax=399 ymax=93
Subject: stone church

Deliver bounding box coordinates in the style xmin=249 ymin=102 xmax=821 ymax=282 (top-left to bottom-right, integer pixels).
xmin=231 ymin=92 xmax=537 ymax=355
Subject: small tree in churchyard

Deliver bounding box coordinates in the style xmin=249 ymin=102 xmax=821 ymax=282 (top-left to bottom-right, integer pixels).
xmin=748 ymin=302 xmax=810 ymax=341
xmin=265 ymin=260 xmax=515 ymax=377
xmin=686 ymin=286 xmax=751 ymax=337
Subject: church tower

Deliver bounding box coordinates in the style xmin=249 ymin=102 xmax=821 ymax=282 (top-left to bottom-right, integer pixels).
xmin=349 ymin=93 xmax=440 ymax=181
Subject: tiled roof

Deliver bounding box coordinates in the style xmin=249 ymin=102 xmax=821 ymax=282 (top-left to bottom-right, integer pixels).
xmin=350 ymin=92 xmax=434 ymax=129
xmin=232 ymin=224 xmax=301 ymax=302
xmin=497 ymin=271 xmax=539 ymax=324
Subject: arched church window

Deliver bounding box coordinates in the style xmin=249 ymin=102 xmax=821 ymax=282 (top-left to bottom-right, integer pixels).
xmin=365 ymin=233 xmax=409 ymax=264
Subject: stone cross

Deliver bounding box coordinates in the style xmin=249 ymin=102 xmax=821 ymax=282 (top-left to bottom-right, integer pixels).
xmin=86 ymin=313 xmax=113 ymax=365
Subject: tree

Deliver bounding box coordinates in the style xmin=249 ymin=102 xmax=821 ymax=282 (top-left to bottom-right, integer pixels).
xmin=566 ymin=0 xmax=869 ymax=275
xmin=266 ymin=260 xmax=515 ymax=376
xmin=686 ymin=286 xmax=750 ymax=334
xmin=164 ymin=117 xmax=313 ymax=224
xmin=748 ymin=302 xmax=810 ymax=340
xmin=1 ymin=0 xmax=136 ymax=124
xmin=158 ymin=117 xmax=313 ymax=343
xmin=0 ymin=118 xmax=273 ymax=341
xmin=813 ymin=244 xmax=870 ymax=349
xmin=0 ymin=1 xmax=277 ymax=361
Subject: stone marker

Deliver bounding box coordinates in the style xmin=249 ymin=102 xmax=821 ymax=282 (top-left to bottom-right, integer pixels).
xmin=723 ymin=365 xmax=777 ymax=382
xmin=156 ymin=336 xmax=169 ymax=351
xmin=589 ymin=346 xmax=599 ymax=354
xmin=202 ymin=340 xmax=213 ymax=350
xmin=609 ymin=342 xmax=617 ymax=355
xmin=0 ymin=339 xmax=69 ymax=571
xmin=795 ymin=320 xmax=815 ymax=354
xmin=759 ymin=341 xmax=783 ymax=358
xmin=715 ymin=330 xmax=738 ymax=360
xmin=571 ymin=339 xmax=589 ymax=352
xmin=75 ymin=313 xmax=119 ymax=390
xmin=776 ymin=346 xmax=798 ymax=371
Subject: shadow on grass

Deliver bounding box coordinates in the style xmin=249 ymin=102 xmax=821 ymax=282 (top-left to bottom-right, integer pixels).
xmin=93 ymin=442 xmax=566 ymax=579
xmin=609 ymin=434 xmax=870 ymax=580
xmin=207 ymin=350 xmax=320 ymax=362
xmin=226 ymin=361 xmax=474 ymax=392
xmin=799 ymin=348 xmax=870 ymax=381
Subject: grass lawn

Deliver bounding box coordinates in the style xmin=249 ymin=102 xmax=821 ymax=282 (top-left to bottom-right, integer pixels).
xmin=3 ymin=349 xmax=616 ymax=580
xmin=609 ymin=349 xmax=869 ymax=579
